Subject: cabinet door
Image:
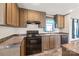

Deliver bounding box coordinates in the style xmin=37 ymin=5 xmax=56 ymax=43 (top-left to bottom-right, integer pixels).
xmin=40 ymin=12 xmax=46 ymax=28
xmin=50 ymin=35 xmax=61 ymax=49
xmin=57 ymin=15 xmax=61 ymax=28
xmin=54 ymin=35 xmax=61 ymax=48
xmin=50 ymin=36 xmax=55 ymax=49
xmin=42 ymin=36 xmax=50 ymax=50
xmin=6 ymin=3 xmax=19 ymax=26
xmin=6 ymin=3 xmax=12 ymax=25
xmin=19 ymin=8 xmax=28 ymax=27
xmin=60 ymin=16 xmax=64 ymax=28
xmin=23 ymin=9 xmax=28 ymax=26
xmin=16 ymin=4 xmax=19 ymax=26
xmin=11 ymin=3 xmax=19 ymax=26
xmin=0 ymin=3 xmax=6 ymax=25
xmin=19 ymin=8 xmax=24 ymax=27
xmin=55 ymin=15 xmax=65 ymax=28
xmin=28 ymin=9 xmax=40 ymax=21
xmin=19 ymin=8 xmax=27 ymax=27
xmin=20 ymin=39 xmax=26 ymax=56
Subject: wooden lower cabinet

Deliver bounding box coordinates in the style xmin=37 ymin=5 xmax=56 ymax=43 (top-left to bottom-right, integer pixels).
xmin=49 ymin=35 xmax=55 ymax=49
xmin=42 ymin=35 xmax=61 ymax=51
xmin=54 ymin=35 xmax=61 ymax=48
xmin=42 ymin=36 xmax=50 ymax=50
xmin=20 ymin=35 xmax=61 ymax=55
xmin=20 ymin=39 xmax=26 ymax=56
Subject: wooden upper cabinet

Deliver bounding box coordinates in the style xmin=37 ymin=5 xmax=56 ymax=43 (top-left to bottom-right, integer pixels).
xmin=6 ymin=3 xmax=19 ymax=26
xmin=23 ymin=9 xmax=28 ymax=26
xmin=28 ymin=10 xmax=46 ymax=28
xmin=0 ymin=3 xmax=6 ymax=25
xmin=55 ymin=15 xmax=65 ymax=29
xmin=19 ymin=8 xmax=46 ymax=27
xmin=11 ymin=4 xmax=19 ymax=26
xmin=19 ymin=8 xmax=28 ymax=27
xmin=6 ymin=3 xmax=12 ymax=25
xmin=40 ymin=12 xmax=46 ymax=28
xmin=60 ymin=16 xmax=64 ymax=28
xmin=19 ymin=8 xmax=24 ymax=27
xmin=28 ymin=9 xmax=40 ymax=21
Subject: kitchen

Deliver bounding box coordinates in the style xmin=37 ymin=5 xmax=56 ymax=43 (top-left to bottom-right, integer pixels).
xmin=0 ymin=3 xmax=79 ymax=56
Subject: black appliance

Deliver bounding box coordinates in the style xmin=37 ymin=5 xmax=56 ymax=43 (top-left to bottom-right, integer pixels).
xmin=61 ymin=35 xmax=68 ymax=44
xmin=25 ymin=30 xmax=42 ymax=55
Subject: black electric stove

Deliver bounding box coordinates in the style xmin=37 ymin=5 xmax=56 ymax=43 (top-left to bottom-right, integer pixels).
xmin=24 ymin=30 xmax=42 ymax=55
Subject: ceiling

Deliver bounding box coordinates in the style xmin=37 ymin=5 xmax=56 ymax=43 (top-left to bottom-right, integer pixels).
xmin=17 ymin=3 xmax=79 ymax=15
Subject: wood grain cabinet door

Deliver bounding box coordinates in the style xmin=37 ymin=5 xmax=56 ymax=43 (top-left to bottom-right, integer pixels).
xmin=23 ymin=9 xmax=28 ymax=26
xmin=40 ymin=12 xmax=46 ymax=28
xmin=16 ymin=4 xmax=19 ymax=26
xmin=6 ymin=3 xmax=19 ymax=26
xmin=49 ymin=35 xmax=55 ymax=49
xmin=19 ymin=8 xmax=28 ymax=27
xmin=42 ymin=36 xmax=50 ymax=50
xmin=28 ymin=10 xmax=34 ymax=21
xmin=6 ymin=3 xmax=12 ymax=25
xmin=28 ymin=9 xmax=40 ymax=21
xmin=60 ymin=16 xmax=64 ymax=28
xmin=0 ymin=3 xmax=6 ymax=25
xmin=50 ymin=35 xmax=61 ymax=49
xmin=20 ymin=39 xmax=26 ymax=56
xmin=54 ymin=35 xmax=61 ymax=48
xmin=58 ymin=15 xmax=65 ymax=28
xmin=19 ymin=8 xmax=24 ymax=27
xmin=55 ymin=15 xmax=65 ymax=29
xmin=11 ymin=3 xmax=19 ymax=26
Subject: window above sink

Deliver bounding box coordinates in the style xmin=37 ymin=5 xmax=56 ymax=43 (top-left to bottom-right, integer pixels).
xmin=44 ymin=17 xmax=56 ymax=32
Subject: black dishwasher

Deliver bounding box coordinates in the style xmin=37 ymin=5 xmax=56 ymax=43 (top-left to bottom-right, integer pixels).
xmin=61 ymin=35 xmax=68 ymax=44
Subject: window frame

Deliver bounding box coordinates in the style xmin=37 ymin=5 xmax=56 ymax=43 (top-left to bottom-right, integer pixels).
xmin=44 ymin=16 xmax=56 ymax=32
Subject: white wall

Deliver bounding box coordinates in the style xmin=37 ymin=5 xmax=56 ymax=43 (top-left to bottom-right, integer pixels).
xmin=68 ymin=8 xmax=79 ymax=42
xmin=58 ymin=7 xmax=79 ymax=43
xmin=0 ymin=26 xmax=17 ymax=39
xmin=16 ymin=24 xmax=44 ymax=34
xmin=59 ymin=15 xmax=69 ymax=33
xmin=16 ymin=28 xmax=44 ymax=34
